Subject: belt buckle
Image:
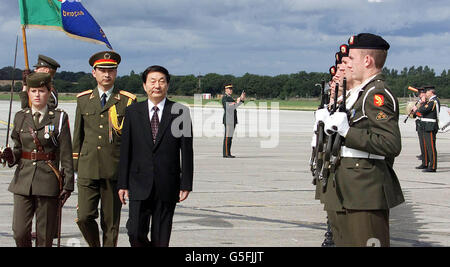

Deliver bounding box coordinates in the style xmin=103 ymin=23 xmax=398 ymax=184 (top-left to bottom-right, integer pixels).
xmin=30 ymin=151 xmax=37 ymax=161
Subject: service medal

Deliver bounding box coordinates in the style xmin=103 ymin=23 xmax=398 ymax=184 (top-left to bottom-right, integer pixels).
xmin=44 ymin=125 xmax=50 ymax=139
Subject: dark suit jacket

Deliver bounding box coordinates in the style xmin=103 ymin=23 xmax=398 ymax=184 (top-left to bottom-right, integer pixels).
xmin=118 ymin=99 xmax=193 ymax=203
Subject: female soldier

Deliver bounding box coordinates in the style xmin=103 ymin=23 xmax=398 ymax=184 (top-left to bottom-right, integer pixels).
xmin=1 ymin=72 xmax=74 ymax=247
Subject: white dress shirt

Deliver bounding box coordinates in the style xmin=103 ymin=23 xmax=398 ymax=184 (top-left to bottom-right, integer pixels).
xmin=98 ymin=86 xmax=114 ymax=102
xmin=148 ymin=98 xmax=166 ymax=122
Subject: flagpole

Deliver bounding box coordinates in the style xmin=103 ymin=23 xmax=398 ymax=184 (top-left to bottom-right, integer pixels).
xmin=21 ymin=25 xmax=30 ymax=70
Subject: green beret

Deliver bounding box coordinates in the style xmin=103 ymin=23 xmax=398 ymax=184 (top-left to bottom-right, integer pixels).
xmin=26 ymin=72 xmax=52 ymax=88
xmin=89 ymin=51 xmax=121 ymax=69
xmin=348 ymin=33 xmax=390 ymax=50
xmin=33 ymin=54 xmax=60 ymax=70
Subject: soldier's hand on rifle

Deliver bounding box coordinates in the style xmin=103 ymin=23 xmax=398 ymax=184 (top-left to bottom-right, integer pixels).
xmin=324 ymin=112 xmax=350 ymax=137
xmin=0 ymin=147 xmax=14 ymax=166
xmin=59 ymin=189 xmax=71 ymax=206
xmin=315 ymin=108 xmax=329 ymax=123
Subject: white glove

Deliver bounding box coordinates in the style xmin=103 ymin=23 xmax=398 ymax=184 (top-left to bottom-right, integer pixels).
xmin=324 ymin=112 xmax=350 ymax=137
xmin=315 ymin=108 xmax=329 ymax=123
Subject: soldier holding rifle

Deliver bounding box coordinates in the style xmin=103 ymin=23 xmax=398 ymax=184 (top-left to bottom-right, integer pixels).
xmin=1 ymin=73 xmax=74 ymax=247
xmin=323 ymin=33 xmax=404 ymax=246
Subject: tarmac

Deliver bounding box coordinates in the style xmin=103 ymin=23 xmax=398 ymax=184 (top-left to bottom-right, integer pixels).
xmin=0 ymin=100 xmax=449 ymax=247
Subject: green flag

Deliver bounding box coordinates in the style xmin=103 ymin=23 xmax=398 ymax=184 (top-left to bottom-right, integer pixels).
xmin=19 ymin=0 xmax=63 ymax=30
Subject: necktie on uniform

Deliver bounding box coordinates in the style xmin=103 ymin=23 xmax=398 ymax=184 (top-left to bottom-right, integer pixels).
xmin=151 ymin=106 xmax=160 ymax=143
xmin=101 ymin=93 xmax=107 ymax=108
xmin=34 ymin=112 xmax=41 ymax=127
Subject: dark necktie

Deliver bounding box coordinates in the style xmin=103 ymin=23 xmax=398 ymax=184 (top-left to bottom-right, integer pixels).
xmin=101 ymin=93 xmax=107 ymax=108
xmin=151 ymin=106 xmax=160 ymax=143
xmin=34 ymin=112 xmax=41 ymax=127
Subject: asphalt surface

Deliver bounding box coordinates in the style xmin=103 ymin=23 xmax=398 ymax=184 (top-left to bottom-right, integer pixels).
xmin=0 ymin=100 xmax=449 ymax=247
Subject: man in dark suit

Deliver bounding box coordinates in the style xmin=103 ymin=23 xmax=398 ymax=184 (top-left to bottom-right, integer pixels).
xmin=118 ymin=65 xmax=194 ymax=247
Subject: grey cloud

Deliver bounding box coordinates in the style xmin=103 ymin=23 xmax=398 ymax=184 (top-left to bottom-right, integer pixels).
xmin=0 ymin=0 xmax=449 ymax=76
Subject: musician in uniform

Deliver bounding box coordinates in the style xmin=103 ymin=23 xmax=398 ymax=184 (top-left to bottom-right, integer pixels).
xmin=413 ymin=86 xmax=440 ymax=172
xmin=323 ymin=33 xmax=404 ymax=246
xmin=411 ymin=88 xmax=428 ymax=169
xmin=72 ymin=51 xmax=137 ymax=246
xmin=222 ymin=84 xmax=245 ymax=158
xmin=1 ymin=72 xmax=74 ymax=247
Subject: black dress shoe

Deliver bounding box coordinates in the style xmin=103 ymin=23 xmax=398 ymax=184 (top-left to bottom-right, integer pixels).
xmin=416 ymin=155 xmax=422 ymax=160
xmin=422 ymin=168 xmax=436 ymax=172
xmin=415 ymin=165 xmax=428 ymax=169
xmin=225 ymin=155 xmax=236 ymax=158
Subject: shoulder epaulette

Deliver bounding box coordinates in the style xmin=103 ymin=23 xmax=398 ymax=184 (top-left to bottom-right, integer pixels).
xmin=119 ymin=90 xmax=137 ymax=100
xmin=77 ymin=89 xmax=93 ymax=98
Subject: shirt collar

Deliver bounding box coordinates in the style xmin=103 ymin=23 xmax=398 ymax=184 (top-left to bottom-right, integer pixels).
xmin=31 ymin=105 xmax=48 ymax=116
xmin=98 ymin=86 xmax=114 ymax=98
xmin=148 ymin=97 xmax=166 ymax=111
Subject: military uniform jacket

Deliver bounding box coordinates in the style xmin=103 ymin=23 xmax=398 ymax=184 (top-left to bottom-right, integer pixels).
xmin=413 ymin=101 xmax=426 ymax=132
xmin=222 ymin=94 xmax=242 ymax=126
xmin=332 ymin=74 xmax=404 ymax=210
xmin=418 ymin=96 xmax=440 ymax=132
xmin=8 ymin=107 xmax=74 ymax=197
xmin=72 ymin=87 xmax=137 ymax=180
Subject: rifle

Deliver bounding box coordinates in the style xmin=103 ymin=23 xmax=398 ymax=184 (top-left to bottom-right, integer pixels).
xmin=328 ymin=78 xmax=347 ymax=186
xmin=318 ymin=82 xmax=339 ymax=191
xmin=311 ymin=81 xmax=328 ymax=184
xmin=1 ymin=36 xmax=19 ymax=167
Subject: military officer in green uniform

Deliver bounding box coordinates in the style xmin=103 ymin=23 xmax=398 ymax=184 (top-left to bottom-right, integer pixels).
xmin=222 ymin=84 xmax=245 ymax=158
xmin=413 ymin=86 xmax=440 ymax=172
xmin=21 ymin=55 xmax=60 ymax=109
xmin=323 ymin=33 xmax=404 ymax=247
xmin=72 ymin=51 xmax=137 ymax=247
xmin=1 ymin=72 xmax=74 ymax=247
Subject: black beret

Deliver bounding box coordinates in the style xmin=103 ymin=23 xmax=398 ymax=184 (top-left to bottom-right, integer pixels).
xmin=335 ymin=52 xmax=342 ymax=65
xmin=33 ymin=55 xmax=60 ymax=70
xmin=89 ymin=51 xmax=121 ymax=69
xmin=340 ymin=44 xmax=349 ymax=57
xmin=423 ymin=85 xmax=435 ymax=91
xmin=329 ymin=66 xmax=336 ymax=76
xmin=417 ymin=87 xmax=425 ymax=93
xmin=26 ymin=72 xmax=51 ymax=88
xmin=348 ymin=33 xmax=390 ymax=50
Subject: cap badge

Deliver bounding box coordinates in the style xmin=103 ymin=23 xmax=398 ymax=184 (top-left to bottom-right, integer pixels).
xmin=349 ymin=36 xmax=355 ymax=45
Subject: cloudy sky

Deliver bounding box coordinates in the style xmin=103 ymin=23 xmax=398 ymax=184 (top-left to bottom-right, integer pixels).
xmin=1 ymin=0 xmax=449 ymax=77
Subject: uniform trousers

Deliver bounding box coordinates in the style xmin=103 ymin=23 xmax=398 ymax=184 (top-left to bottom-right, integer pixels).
xmin=334 ymin=209 xmax=390 ymax=247
xmin=223 ymin=124 xmax=236 ymax=157
xmin=76 ymin=178 xmax=121 ymax=247
xmin=417 ymin=124 xmax=427 ymax=166
xmin=424 ymin=130 xmax=437 ymax=170
xmin=13 ymin=194 xmax=58 ymax=247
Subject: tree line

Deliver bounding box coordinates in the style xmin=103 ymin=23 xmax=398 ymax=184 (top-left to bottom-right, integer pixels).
xmin=1 ymin=66 xmax=449 ymax=98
